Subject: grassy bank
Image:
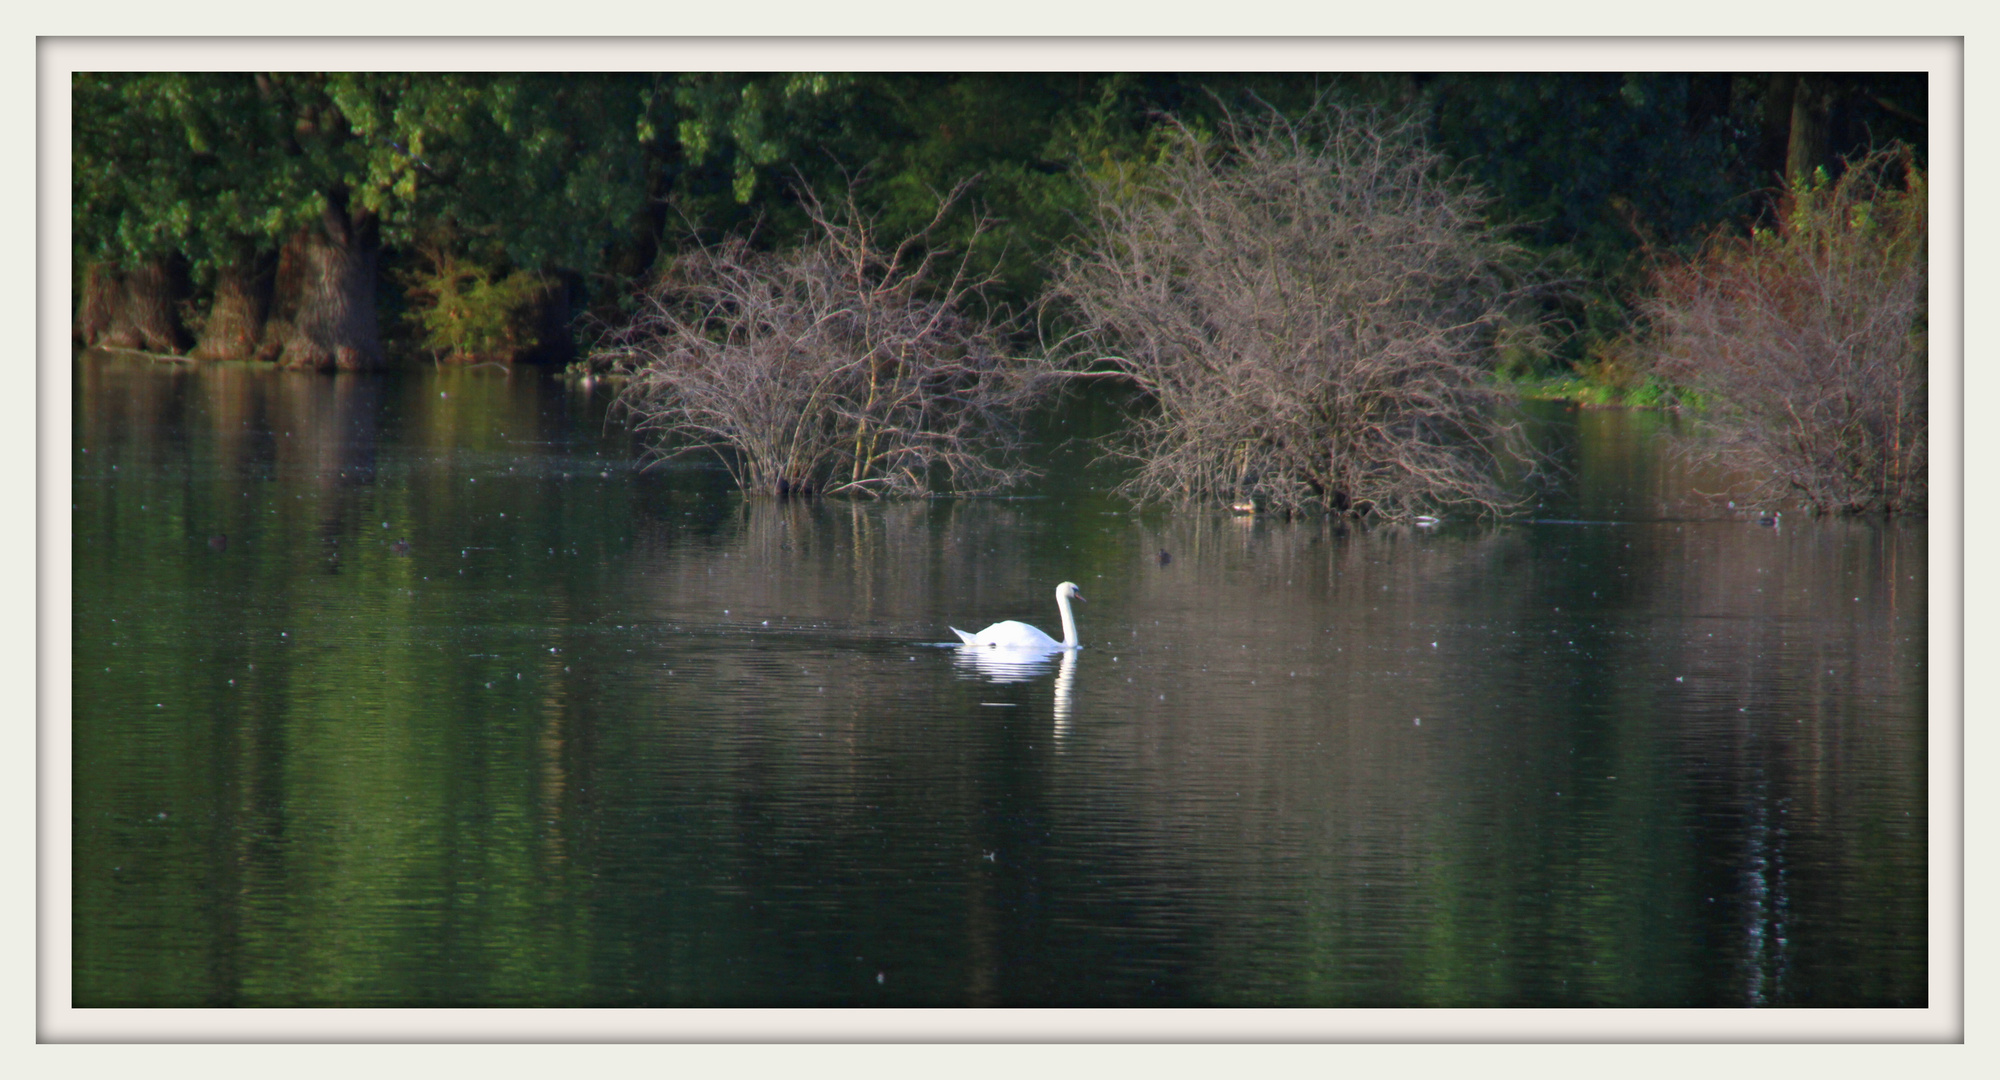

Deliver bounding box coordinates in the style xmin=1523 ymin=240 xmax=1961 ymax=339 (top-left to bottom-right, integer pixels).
xmin=1495 ymin=371 xmax=1692 ymax=410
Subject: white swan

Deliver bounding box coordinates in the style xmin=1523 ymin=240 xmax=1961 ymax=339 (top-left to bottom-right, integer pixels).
xmin=952 ymin=581 xmax=1084 ymax=652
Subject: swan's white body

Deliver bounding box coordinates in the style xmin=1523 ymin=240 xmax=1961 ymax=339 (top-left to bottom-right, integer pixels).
xmin=952 ymin=581 xmax=1083 ymax=652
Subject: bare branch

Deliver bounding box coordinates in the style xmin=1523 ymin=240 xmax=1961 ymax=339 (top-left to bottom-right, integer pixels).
xmin=597 ymin=182 xmax=1053 ymax=498
xmin=1048 ymin=99 xmax=1538 ymax=520
xmin=1646 ymin=147 xmax=1926 ymax=515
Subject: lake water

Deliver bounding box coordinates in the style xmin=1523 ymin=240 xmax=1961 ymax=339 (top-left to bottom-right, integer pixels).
xmin=69 ymin=354 xmax=1928 ymax=1008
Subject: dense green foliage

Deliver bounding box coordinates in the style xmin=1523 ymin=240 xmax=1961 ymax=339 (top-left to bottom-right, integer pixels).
xmin=74 ymin=72 xmax=649 ymax=280
xmin=73 ymin=73 xmax=649 ymax=365
xmin=74 ymin=70 xmax=1924 ymax=375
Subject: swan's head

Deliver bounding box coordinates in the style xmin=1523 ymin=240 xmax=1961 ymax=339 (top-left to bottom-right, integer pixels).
xmin=1057 ymin=581 xmax=1085 ymax=603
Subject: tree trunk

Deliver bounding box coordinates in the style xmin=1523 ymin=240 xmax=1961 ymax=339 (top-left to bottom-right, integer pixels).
xmin=1757 ymin=74 xmax=1799 ymax=186
xmin=1784 ymin=76 xmax=1834 ymax=187
xmin=75 ymin=263 xmax=118 ymax=348
xmin=191 ymin=250 xmax=275 ymax=362
xmin=266 ymin=202 xmax=383 ymax=371
xmin=521 ymin=269 xmax=580 ymax=364
xmin=76 ymin=260 xmax=186 ymax=354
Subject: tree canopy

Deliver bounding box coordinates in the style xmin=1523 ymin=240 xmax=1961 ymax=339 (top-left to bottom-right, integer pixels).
xmin=75 ymin=72 xmax=650 ymax=281
xmin=72 ymin=71 xmax=1925 ymax=368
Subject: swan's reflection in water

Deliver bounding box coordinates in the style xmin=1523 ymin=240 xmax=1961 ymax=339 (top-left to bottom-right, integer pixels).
xmin=952 ymin=646 xmax=1078 ymax=741
xmin=951 ymin=645 xmax=1056 ymax=683
xmin=1051 ymin=649 xmax=1076 ymax=740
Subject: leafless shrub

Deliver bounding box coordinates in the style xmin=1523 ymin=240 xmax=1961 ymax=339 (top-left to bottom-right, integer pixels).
xmin=1048 ymin=102 xmax=1538 ymax=520
xmin=1646 ymin=147 xmax=1926 ymax=515
xmin=596 ymin=181 xmax=1050 ymax=496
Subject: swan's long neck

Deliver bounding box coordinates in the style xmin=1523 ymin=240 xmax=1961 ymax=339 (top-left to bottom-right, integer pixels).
xmin=1055 ymin=587 xmax=1078 ymax=649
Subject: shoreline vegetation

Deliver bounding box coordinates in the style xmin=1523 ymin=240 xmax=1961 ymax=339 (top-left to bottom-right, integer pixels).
xmin=1042 ymin=103 xmax=1538 ymax=521
xmin=73 ymin=72 xmax=1927 ymax=516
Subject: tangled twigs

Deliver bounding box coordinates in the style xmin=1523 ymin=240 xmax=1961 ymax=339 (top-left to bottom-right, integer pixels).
xmin=1047 ymin=99 xmax=1539 ymax=520
xmin=1647 ymin=146 xmax=1926 ymax=515
xmin=596 ymin=181 xmax=1053 ymax=496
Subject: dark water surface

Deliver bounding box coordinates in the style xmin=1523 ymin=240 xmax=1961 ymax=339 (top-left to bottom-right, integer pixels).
xmin=70 ymin=355 xmax=1927 ymax=1007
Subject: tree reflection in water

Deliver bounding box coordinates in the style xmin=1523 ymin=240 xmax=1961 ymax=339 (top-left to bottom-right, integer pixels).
xmin=71 ymin=355 xmax=1927 ymax=1007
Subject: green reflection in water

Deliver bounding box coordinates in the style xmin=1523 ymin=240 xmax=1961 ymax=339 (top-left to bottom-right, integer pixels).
xmin=71 ymin=356 xmax=1926 ymax=1007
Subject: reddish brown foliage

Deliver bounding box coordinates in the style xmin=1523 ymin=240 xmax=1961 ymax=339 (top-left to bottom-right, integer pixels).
xmin=1647 ymin=148 xmax=1926 ymax=514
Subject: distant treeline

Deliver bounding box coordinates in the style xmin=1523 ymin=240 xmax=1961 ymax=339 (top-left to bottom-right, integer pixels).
xmin=73 ymin=72 xmax=1924 ymax=371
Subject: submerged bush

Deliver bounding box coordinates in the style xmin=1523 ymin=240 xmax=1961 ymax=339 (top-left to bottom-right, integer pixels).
xmin=1646 ymin=147 xmax=1926 ymax=514
xmin=1048 ymin=101 xmax=1539 ymax=520
xmin=596 ymin=182 xmax=1051 ymax=496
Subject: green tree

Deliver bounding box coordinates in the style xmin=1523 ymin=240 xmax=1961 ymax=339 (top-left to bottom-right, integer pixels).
xmin=73 ymin=73 xmax=282 ymax=355
xmin=73 ymin=73 xmax=650 ymax=368
xmin=1418 ymin=73 xmax=1926 ymax=371
xmin=634 ymin=73 xmax=1353 ymax=318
